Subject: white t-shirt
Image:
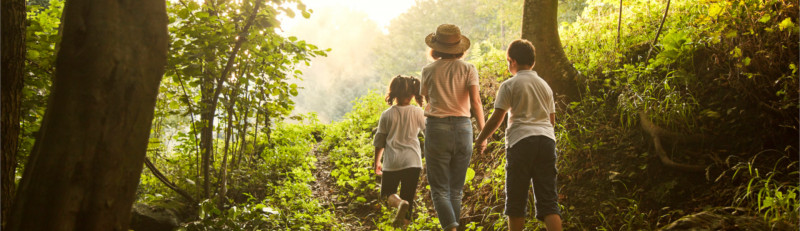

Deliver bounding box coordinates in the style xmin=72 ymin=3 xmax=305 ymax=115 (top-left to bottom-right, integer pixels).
xmin=372 ymin=105 xmax=426 ymax=171
xmin=421 ymin=59 xmax=480 ymax=118
xmin=494 ymin=70 xmax=556 ymax=148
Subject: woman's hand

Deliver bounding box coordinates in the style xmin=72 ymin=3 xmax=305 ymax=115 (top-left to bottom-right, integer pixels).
xmin=375 ymin=162 xmax=383 ymax=176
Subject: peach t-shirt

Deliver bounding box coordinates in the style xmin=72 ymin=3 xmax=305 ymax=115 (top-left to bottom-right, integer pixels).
xmin=420 ymin=59 xmax=479 ymax=118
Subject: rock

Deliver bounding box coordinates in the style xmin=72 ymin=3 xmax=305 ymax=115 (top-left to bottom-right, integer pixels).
xmin=130 ymin=203 xmax=180 ymax=231
xmin=659 ymin=207 xmax=794 ymax=231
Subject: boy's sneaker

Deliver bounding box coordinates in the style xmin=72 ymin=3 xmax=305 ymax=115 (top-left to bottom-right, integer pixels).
xmin=392 ymin=200 xmax=410 ymax=227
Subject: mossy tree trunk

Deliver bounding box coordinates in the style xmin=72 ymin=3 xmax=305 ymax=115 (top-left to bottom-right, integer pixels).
xmin=7 ymin=0 xmax=168 ymax=230
xmin=522 ymin=0 xmax=581 ymax=101
xmin=1 ymin=0 xmax=27 ymax=229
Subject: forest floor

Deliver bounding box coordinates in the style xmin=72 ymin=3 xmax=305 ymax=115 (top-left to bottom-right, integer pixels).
xmin=310 ymin=143 xmax=381 ymax=230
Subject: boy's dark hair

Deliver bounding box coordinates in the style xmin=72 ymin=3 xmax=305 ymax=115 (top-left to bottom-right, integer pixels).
xmin=386 ymin=75 xmax=424 ymax=106
xmin=507 ymin=39 xmax=536 ymax=66
xmin=428 ymin=49 xmax=465 ymax=60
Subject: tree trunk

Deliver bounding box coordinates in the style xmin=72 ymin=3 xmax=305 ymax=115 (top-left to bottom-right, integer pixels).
xmin=522 ymin=0 xmax=581 ymax=101
xmin=200 ymin=71 xmax=214 ymax=199
xmin=250 ymin=109 xmax=259 ymax=164
xmin=217 ymin=86 xmax=237 ymax=209
xmin=234 ymin=95 xmax=250 ymax=169
xmin=8 ymin=0 xmax=167 ymax=230
xmin=1 ymin=0 xmax=26 ymax=229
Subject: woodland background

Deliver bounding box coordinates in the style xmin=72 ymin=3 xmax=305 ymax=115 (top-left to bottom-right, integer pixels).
xmin=1 ymin=0 xmax=798 ymax=230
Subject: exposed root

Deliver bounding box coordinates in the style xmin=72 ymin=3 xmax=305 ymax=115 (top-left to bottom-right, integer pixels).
xmin=639 ymin=112 xmax=705 ymax=172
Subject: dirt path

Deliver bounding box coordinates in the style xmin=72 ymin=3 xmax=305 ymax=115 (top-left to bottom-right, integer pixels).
xmin=309 ymin=143 xmax=381 ymax=230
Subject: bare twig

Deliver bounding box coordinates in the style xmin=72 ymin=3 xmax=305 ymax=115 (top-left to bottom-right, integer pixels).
xmin=645 ymin=0 xmax=672 ymax=63
xmin=617 ymin=0 xmax=623 ymax=49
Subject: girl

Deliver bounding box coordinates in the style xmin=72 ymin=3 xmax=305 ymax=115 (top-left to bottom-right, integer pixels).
xmin=373 ymin=75 xmax=426 ymax=227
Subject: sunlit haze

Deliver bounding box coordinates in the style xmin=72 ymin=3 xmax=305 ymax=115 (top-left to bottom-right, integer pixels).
xmin=282 ymin=0 xmax=418 ymax=122
xmin=279 ymin=0 xmax=417 ymax=34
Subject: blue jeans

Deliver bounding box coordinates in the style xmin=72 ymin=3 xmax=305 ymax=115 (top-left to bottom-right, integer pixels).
xmin=424 ymin=117 xmax=473 ymax=230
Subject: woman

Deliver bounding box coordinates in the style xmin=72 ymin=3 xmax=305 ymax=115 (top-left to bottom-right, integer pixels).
xmin=420 ymin=24 xmax=485 ymax=231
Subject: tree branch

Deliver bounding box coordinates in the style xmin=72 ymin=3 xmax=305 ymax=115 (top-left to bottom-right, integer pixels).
xmin=144 ymin=157 xmax=198 ymax=204
xmin=212 ymin=0 xmax=264 ymax=103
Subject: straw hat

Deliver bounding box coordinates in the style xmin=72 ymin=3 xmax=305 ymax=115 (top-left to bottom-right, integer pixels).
xmin=425 ymin=24 xmax=470 ymax=54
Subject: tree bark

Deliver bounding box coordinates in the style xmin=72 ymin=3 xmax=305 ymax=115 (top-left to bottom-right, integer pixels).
xmin=1 ymin=0 xmax=26 ymax=229
xmin=7 ymin=0 xmax=168 ymax=230
xmin=200 ymin=68 xmax=214 ymax=199
xmin=522 ymin=0 xmax=581 ymax=101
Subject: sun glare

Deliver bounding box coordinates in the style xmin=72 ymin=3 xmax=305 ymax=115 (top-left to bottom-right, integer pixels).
xmin=279 ymin=0 xmax=416 ymax=34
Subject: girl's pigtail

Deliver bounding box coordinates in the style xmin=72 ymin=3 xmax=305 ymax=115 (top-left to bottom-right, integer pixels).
xmin=412 ymin=78 xmax=423 ymax=106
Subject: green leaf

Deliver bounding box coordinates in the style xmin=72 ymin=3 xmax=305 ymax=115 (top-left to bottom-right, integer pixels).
xmin=708 ymin=4 xmax=723 ymax=17
xmin=283 ymin=8 xmax=295 ymax=18
xmin=725 ymin=30 xmax=738 ymax=38
xmin=731 ymin=47 xmax=742 ymax=58
xmin=196 ymin=11 xmax=209 ymax=19
xmin=778 ymin=17 xmax=795 ymax=31
xmin=465 ymin=167 xmax=475 ymax=183
xmin=178 ymin=8 xmax=190 ymax=19
xmin=27 ymin=50 xmax=40 ymax=59
xmin=743 ymin=57 xmax=751 ymax=66
xmin=758 ymin=14 xmax=771 ymax=23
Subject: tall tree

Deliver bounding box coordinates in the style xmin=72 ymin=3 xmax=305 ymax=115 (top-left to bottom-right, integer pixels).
xmin=522 ymin=0 xmax=581 ymax=100
xmin=199 ymin=0 xmax=263 ymax=199
xmin=164 ymin=0 xmax=320 ymax=200
xmin=7 ymin=0 xmax=168 ymax=230
xmin=1 ymin=0 xmax=27 ymax=228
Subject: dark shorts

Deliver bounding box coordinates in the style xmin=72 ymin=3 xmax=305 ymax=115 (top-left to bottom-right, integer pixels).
xmin=381 ymin=167 xmax=422 ymax=218
xmin=504 ymin=135 xmax=561 ymax=221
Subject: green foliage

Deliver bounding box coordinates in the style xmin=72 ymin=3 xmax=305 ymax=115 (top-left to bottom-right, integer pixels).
xmin=730 ymin=156 xmax=799 ymax=225
xmin=321 ymin=91 xmax=385 ymax=196
xmin=18 ymin=0 xmax=799 ymax=229
xmin=555 ymin=0 xmax=798 ymax=229
xmin=171 ymin=118 xmax=335 ymax=230
xmin=18 ymin=0 xmax=64 ymax=177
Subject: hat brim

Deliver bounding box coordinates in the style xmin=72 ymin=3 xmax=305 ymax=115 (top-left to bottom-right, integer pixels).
xmin=425 ymin=33 xmax=471 ymax=54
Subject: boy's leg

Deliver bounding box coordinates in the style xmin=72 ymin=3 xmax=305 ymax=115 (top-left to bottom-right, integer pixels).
xmin=530 ymin=136 xmax=562 ymax=230
xmin=504 ymin=139 xmax=535 ymax=228
xmin=508 ymin=216 xmax=525 ymax=231
xmin=544 ymin=214 xmax=563 ymax=231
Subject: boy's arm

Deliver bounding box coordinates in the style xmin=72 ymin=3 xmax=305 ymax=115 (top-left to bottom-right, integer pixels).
xmin=550 ymin=113 xmax=555 ymax=127
xmin=475 ymin=108 xmax=507 ymax=154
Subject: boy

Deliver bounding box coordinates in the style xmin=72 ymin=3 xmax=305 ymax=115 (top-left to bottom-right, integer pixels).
xmin=474 ymin=39 xmax=563 ymax=231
